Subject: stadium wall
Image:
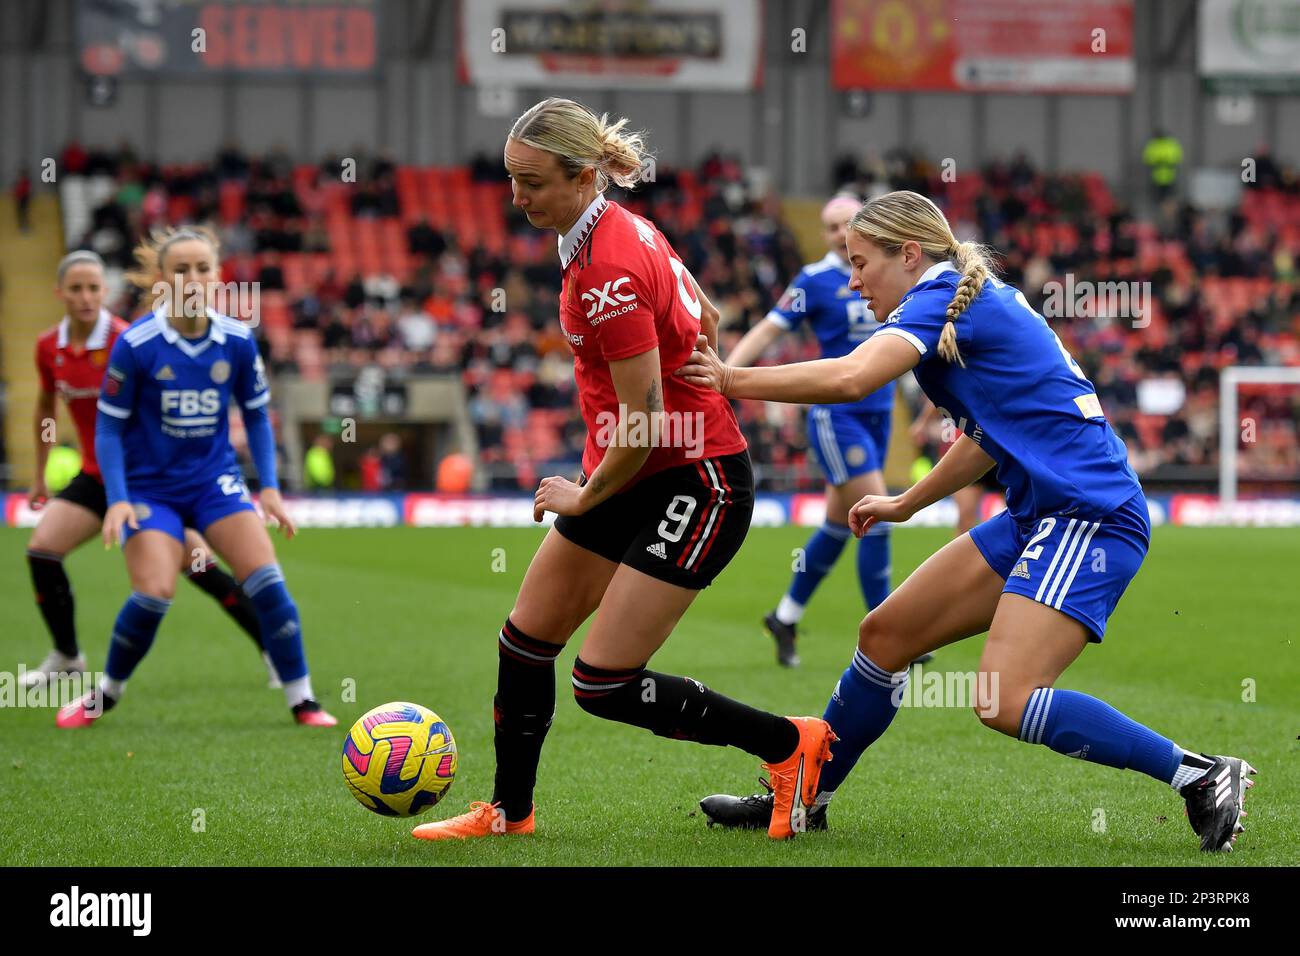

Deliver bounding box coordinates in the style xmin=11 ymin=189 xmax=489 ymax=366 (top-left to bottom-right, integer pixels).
xmin=6 ymin=0 xmax=1300 ymax=197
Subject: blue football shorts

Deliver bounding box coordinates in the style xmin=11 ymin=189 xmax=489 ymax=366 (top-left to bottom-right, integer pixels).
xmin=122 ymin=471 xmax=258 ymax=545
xmin=970 ymin=491 xmax=1150 ymax=641
xmin=806 ymin=405 xmax=891 ymax=486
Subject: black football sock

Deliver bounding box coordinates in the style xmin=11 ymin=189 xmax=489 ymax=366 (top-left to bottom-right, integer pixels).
xmin=491 ymin=618 xmax=563 ymax=823
xmin=185 ymin=560 xmax=264 ymax=649
xmin=27 ymin=549 xmax=79 ymax=657
xmin=572 ymin=658 xmax=800 ymax=764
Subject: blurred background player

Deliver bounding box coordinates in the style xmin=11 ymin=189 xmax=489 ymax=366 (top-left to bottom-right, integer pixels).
xmin=686 ymin=191 xmax=1254 ymax=852
xmin=55 ymin=228 xmax=334 ymax=728
xmin=726 ymin=194 xmax=927 ymax=668
xmin=22 ymin=250 xmax=274 ymax=689
xmin=412 ymin=98 xmax=833 ymax=843
xmin=302 ymin=432 xmax=336 ymax=491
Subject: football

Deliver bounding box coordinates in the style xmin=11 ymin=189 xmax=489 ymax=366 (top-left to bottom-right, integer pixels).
xmin=342 ymin=702 xmax=458 ymax=817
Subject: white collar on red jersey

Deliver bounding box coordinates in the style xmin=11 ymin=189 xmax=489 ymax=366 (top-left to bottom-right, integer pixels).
xmin=56 ymin=308 xmax=114 ymax=350
xmin=557 ymin=194 xmax=609 ymax=269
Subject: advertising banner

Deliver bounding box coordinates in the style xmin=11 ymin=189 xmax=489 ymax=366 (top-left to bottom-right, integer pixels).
xmin=832 ymin=0 xmax=1134 ymax=93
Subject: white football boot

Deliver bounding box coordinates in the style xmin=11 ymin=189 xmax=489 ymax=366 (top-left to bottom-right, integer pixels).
xmin=20 ymin=651 xmax=86 ymax=688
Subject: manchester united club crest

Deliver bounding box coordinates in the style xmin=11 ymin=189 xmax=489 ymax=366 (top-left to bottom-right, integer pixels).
xmin=210 ymin=359 xmax=231 ymax=384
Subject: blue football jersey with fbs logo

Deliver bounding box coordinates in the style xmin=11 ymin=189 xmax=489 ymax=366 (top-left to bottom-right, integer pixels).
xmin=96 ymin=309 xmax=269 ymax=496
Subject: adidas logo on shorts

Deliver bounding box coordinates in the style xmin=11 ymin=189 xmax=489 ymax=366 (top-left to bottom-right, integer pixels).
xmin=646 ymin=541 xmax=667 ymax=559
xmin=1010 ymin=560 xmax=1031 ymax=579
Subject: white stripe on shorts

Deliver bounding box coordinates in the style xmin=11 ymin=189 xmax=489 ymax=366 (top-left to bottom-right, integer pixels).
xmin=1034 ymin=518 xmax=1078 ymax=604
xmin=684 ymin=457 xmax=726 ymax=570
xmin=814 ymin=408 xmax=848 ymax=485
xmin=1052 ymin=521 xmax=1101 ymax=610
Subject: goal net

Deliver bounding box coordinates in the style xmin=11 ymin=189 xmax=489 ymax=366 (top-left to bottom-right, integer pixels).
xmin=1218 ymin=366 xmax=1300 ymax=502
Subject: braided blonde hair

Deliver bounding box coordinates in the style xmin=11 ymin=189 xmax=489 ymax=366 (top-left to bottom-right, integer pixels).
xmin=847 ymin=190 xmax=993 ymax=366
xmin=509 ymin=97 xmax=652 ymax=192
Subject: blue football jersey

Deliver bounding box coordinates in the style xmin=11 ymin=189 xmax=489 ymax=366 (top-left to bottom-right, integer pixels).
xmin=96 ymin=310 xmax=269 ymax=497
xmin=767 ymin=252 xmax=895 ymax=414
xmin=875 ymin=262 xmax=1142 ymax=523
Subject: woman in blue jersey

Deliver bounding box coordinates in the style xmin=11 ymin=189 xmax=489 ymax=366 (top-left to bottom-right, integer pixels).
xmin=727 ymin=195 xmax=912 ymax=668
xmin=56 ymin=226 xmax=337 ymax=729
xmin=683 ymin=191 xmax=1255 ymax=852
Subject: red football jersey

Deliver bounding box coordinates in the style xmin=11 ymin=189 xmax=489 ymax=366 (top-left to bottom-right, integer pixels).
xmin=558 ymin=196 xmax=747 ymax=483
xmin=35 ymin=310 xmax=128 ymax=479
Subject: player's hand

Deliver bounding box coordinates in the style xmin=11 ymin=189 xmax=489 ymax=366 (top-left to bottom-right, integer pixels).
xmin=533 ymin=476 xmax=586 ymax=522
xmin=259 ymin=488 xmax=297 ymax=540
xmin=675 ymin=334 xmax=734 ymax=394
xmin=28 ymin=479 xmax=49 ymax=510
xmin=103 ymin=501 xmax=139 ymax=549
xmin=848 ymin=494 xmax=915 ymax=538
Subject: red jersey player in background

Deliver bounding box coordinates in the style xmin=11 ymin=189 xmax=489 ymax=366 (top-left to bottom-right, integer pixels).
xmin=19 ymin=250 xmax=273 ymax=689
xmin=412 ymin=98 xmax=834 ymax=844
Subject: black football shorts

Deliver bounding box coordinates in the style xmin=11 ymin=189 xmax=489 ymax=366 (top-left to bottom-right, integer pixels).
xmin=55 ymin=470 xmax=108 ymax=518
xmin=555 ymin=451 xmax=754 ymax=590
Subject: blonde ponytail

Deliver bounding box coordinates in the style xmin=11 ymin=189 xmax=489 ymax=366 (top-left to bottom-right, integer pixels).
xmin=509 ymin=97 xmax=652 ymax=192
xmin=938 ymin=241 xmax=992 ymax=367
xmin=847 ymin=191 xmax=995 ymax=367
xmin=595 ymin=115 xmax=650 ymax=189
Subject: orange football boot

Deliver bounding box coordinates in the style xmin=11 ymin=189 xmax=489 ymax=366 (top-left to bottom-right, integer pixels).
xmin=411 ymin=801 xmax=535 ymax=841
xmin=765 ymin=717 xmax=836 ymax=840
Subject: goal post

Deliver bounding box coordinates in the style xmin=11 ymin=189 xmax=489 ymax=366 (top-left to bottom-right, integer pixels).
xmin=1218 ymin=366 xmax=1300 ymax=503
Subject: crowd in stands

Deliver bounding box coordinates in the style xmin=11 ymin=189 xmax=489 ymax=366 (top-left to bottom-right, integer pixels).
xmin=834 ymin=147 xmax=1300 ymax=483
xmin=60 ymin=139 xmax=1300 ymax=491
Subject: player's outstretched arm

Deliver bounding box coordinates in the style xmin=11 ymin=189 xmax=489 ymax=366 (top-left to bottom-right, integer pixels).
xmin=676 ymin=330 xmax=919 ymax=405
xmin=848 ymin=434 xmax=995 ymax=537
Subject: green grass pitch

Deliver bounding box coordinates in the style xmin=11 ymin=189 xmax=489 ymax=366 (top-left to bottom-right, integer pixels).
xmin=1 ymin=525 xmax=1296 ymax=866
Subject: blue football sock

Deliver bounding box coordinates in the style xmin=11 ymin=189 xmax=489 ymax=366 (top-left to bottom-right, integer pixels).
xmin=856 ymin=524 xmax=892 ymax=611
xmin=816 ymin=649 xmax=908 ymax=800
xmin=243 ymin=564 xmax=308 ymax=685
xmin=781 ymin=522 xmax=851 ymax=620
xmin=104 ymin=591 xmax=172 ymax=687
xmin=1019 ymin=688 xmax=1181 ymax=783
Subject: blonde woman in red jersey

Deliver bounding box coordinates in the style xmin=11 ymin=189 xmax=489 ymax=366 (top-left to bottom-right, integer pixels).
xmin=19 ymin=251 xmax=272 ymax=690
xmin=413 ymin=98 xmax=834 ymax=842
